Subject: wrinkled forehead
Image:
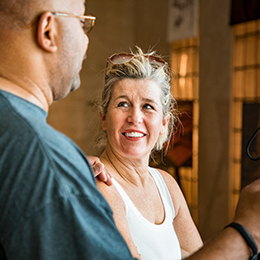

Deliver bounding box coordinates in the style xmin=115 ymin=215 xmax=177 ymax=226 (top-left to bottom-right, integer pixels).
xmin=111 ymin=78 xmax=163 ymax=102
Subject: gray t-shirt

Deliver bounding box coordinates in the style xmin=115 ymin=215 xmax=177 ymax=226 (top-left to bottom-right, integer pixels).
xmin=0 ymin=90 xmax=135 ymax=260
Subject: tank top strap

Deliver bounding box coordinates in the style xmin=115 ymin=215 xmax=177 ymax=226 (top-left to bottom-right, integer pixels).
xmin=148 ymin=167 xmax=176 ymax=218
xmin=112 ymin=168 xmax=175 ymax=219
xmin=111 ymin=178 xmax=131 ymax=213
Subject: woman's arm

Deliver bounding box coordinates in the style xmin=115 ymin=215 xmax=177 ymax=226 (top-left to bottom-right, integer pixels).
xmin=158 ymin=169 xmax=203 ymax=257
xmin=96 ymin=179 xmax=142 ymax=260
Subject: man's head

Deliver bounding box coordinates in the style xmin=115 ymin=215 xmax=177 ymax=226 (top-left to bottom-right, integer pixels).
xmin=0 ymin=0 xmax=92 ymax=106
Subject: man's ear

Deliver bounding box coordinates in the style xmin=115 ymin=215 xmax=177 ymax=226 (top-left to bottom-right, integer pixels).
xmin=37 ymin=12 xmax=57 ymax=52
xmin=99 ymin=111 xmax=107 ymax=130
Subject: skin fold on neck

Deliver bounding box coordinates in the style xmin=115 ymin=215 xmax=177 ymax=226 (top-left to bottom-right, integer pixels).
xmin=0 ymin=69 xmax=51 ymax=112
xmin=100 ymin=144 xmax=152 ymax=188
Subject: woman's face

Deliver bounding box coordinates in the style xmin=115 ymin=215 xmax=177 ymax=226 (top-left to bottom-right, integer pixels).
xmin=101 ymin=78 xmax=168 ymax=159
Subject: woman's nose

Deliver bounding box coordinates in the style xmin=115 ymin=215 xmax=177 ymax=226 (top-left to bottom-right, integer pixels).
xmin=127 ymin=107 xmax=143 ymax=124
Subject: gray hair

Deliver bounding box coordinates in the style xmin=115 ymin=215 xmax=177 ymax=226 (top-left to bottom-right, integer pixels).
xmin=98 ymin=46 xmax=178 ymax=153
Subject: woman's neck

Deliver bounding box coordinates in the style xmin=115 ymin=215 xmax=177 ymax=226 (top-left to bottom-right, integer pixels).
xmin=100 ymin=145 xmax=150 ymax=187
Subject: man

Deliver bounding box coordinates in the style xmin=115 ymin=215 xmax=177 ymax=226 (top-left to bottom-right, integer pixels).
xmin=0 ymin=0 xmax=260 ymax=259
xmin=0 ymin=0 xmax=133 ymax=259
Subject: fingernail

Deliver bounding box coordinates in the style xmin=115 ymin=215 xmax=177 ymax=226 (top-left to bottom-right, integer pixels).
xmin=94 ymin=164 xmax=101 ymax=172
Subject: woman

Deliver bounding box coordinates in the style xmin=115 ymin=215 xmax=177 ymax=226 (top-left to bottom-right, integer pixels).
xmin=96 ymin=47 xmax=202 ymax=260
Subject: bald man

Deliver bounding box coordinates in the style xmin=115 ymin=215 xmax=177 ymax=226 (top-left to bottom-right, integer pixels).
xmin=0 ymin=0 xmax=134 ymax=259
xmin=1 ymin=0 xmax=260 ymax=260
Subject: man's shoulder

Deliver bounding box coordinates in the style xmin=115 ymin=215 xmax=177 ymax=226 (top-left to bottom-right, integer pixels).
xmin=0 ymin=90 xmax=85 ymax=168
xmin=0 ymin=90 xmax=97 ymax=212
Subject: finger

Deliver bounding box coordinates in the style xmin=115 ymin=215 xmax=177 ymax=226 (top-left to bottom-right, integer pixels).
xmin=97 ymin=171 xmax=113 ymax=186
xmin=104 ymin=172 xmax=113 ymax=186
xmin=97 ymin=171 xmax=107 ymax=182
xmin=93 ymin=162 xmax=104 ymax=177
xmin=86 ymin=155 xmax=98 ymax=166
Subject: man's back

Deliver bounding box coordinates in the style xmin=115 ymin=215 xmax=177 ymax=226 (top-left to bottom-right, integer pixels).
xmin=0 ymin=90 xmax=135 ymax=259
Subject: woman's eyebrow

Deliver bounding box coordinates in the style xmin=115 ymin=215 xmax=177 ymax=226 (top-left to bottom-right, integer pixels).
xmin=142 ymin=98 xmax=159 ymax=105
xmin=114 ymin=95 xmax=129 ymax=101
xmin=113 ymin=96 xmax=159 ymax=105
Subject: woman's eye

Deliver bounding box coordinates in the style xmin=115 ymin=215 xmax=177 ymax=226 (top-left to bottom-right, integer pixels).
xmin=117 ymin=102 xmax=129 ymax=108
xmin=144 ymin=104 xmax=153 ymax=110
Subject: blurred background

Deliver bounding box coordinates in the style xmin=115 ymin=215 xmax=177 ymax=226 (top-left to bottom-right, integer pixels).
xmin=47 ymin=0 xmax=260 ymax=242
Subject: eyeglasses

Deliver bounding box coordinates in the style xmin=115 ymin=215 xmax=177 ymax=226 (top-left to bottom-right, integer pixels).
xmin=52 ymin=12 xmax=96 ymax=34
xmin=27 ymin=12 xmax=96 ymax=34
xmin=107 ymin=52 xmax=168 ymax=69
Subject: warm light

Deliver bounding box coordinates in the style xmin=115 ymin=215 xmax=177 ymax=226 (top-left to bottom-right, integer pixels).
xmin=180 ymin=53 xmax=188 ymax=77
xmin=179 ymin=78 xmax=186 ymax=89
xmin=170 ymin=38 xmax=199 ymax=223
xmin=230 ymin=19 xmax=260 ymax=220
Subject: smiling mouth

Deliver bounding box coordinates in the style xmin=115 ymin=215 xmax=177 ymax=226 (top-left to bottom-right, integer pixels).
xmin=123 ymin=132 xmax=145 ymax=138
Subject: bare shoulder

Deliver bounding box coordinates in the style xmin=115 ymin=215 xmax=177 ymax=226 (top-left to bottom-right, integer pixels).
xmin=155 ymin=168 xmax=181 ymax=192
xmin=155 ymin=168 xmax=203 ymax=252
xmin=96 ymin=178 xmax=118 ymax=201
xmin=96 ymin=178 xmax=115 ymax=196
xmin=96 ymin=179 xmax=126 ymax=213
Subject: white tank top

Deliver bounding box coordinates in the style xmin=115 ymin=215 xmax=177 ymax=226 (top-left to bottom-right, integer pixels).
xmin=112 ymin=167 xmax=182 ymax=260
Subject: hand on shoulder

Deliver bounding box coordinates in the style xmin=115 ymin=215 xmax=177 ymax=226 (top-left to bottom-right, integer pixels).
xmin=86 ymin=155 xmax=113 ymax=186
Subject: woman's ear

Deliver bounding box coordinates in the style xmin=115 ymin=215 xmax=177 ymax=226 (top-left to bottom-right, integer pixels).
xmin=99 ymin=111 xmax=107 ymax=130
xmin=37 ymin=12 xmax=57 ymax=52
xmin=159 ymin=114 xmax=170 ymax=135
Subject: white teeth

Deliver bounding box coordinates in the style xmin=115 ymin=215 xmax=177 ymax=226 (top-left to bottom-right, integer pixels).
xmin=124 ymin=132 xmax=145 ymax=138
